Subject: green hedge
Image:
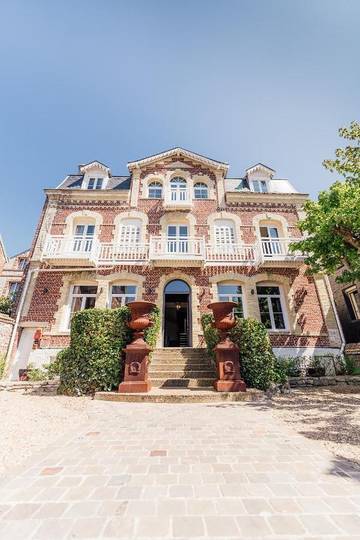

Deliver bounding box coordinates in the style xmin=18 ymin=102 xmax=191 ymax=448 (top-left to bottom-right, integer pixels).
xmin=201 ymin=314 xmax=281 ymax=390
xmin=55 ymin=306 xmax=160 ymax=396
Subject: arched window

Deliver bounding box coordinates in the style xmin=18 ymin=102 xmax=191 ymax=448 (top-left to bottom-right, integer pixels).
xmin=256 ymin=284 xmax=287 ymax=330
xmin=148 ymin=181 xmax=162 ymax=199
xmin=194 ymin=182 xmax=208 ymax=199
xmin=217 ymin=282 xmax=244 ymax=318
xmin=119 ymin=219 xmax=141 ymax=244
xmin=72 ymin=222 xmax=95 ymax=252
xmin=170 ymin=177 xmax=187 ymax=201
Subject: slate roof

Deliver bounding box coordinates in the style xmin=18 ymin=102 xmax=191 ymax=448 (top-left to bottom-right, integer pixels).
xmin=57 ymin=175 xmax=131 ymax=190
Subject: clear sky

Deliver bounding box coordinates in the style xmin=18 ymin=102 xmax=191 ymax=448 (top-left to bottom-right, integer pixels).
xmin=0 ymin=0 xmax=359 ymax=255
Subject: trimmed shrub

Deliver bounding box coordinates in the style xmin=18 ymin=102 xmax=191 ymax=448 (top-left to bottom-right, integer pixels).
xmin=56 ymin=305 xmax=161 ymax=395
xmin=201 ymin=314 xmax=279 ymax=390
xmin=57 ymin=307 xmax=131 ymax=395
xmin=0 ymin=354 xmax=6 ymax=379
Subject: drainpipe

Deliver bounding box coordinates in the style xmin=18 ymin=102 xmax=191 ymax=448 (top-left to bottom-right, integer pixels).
xmin=324 ymin=275 xmax=346 ymax=355
xmin=4 ymin=267 xmax=38 ymax=379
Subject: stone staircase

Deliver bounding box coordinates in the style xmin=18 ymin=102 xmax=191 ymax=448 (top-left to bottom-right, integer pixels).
xmin=148 ymin=348 xmax=215 ymax=389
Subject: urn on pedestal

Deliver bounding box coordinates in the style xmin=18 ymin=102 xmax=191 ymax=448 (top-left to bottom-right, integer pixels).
xmin=207 ymin=302 xmax=246 ymax=392
xmin=118 ymin=301 xmax=156 ymax=393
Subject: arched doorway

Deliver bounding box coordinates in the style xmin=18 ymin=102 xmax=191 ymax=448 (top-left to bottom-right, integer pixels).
xmin=164 ymin=279 xmax=191 ymax=347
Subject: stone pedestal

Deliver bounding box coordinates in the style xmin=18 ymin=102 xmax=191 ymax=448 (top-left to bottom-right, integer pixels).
xmin=118 ymin=301 xmax=156 ymax=394
xmin=207 ymin=301 xmax=246 ymax=393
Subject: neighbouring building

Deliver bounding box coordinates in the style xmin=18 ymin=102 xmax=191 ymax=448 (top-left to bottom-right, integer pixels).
xmin=329 ymin=271 xmax=360 ymax=362
xmin=0 ymin=248 xmax=30 ymax=301
xmin=7 ymin=147 xmax=344 ymax=379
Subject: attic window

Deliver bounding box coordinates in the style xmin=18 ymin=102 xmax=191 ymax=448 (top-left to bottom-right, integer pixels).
xmin=252 ymin=180 xmax=268 ymax=193
xmin=88 ymin=178 xmax=103 ymax=190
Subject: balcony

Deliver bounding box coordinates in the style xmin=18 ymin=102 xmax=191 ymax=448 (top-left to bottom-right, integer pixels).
xmin=41 ymin=235 xmax=99 ymax=266
xmin=163 ymin=188 xmax=192 ymax=210
xmin=41 ymin=235 xmax=305 ymax=267
xmin=259 ymin=238 xmax=305 ymax=266
xmin=149 ymin=236 xmax=205 ymax=266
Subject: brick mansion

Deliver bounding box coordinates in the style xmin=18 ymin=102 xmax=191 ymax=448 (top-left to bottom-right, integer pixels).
xmin=8 ymin=147 xmax=343 ymax=378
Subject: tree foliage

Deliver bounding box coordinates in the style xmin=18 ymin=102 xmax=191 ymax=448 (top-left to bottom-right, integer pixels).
xmin=0 ymin=296 xmax=13 ymax=316
xmin=291 ymin=121 xmax=360 ymax=283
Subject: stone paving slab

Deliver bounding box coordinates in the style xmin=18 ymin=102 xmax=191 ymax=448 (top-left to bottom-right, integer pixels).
xmin=0 ymin=400 xmax=360 ymax=538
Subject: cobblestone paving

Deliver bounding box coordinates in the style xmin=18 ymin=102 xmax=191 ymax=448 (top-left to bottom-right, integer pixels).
xmin=0 ymin=400 xmax=360 ymax=539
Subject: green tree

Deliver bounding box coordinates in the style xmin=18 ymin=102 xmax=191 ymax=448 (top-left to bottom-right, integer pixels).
xmin=291 ymin=121 xmax=360 ymax=283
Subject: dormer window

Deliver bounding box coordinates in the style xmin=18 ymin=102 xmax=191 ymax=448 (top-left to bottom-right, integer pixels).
xmin=88 ymin=178 xmax=103 ymax=190
xmin=252 ymin=180 xmax=268 ymax=193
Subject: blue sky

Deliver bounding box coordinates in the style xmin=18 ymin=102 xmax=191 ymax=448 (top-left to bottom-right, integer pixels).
xmin=0 ymin=0 xmax=359 ymax=255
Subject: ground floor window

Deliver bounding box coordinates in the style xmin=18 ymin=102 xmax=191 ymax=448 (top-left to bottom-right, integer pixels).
xmin=110 ymin=285 xmax=137 ymax=308
xmin=256 ymin=285 xmax=286 ymax=330
xmin=217 ymin=283 xmax=244 ymax=318
xmin=69 ymin=285 xmax=97 ymax=325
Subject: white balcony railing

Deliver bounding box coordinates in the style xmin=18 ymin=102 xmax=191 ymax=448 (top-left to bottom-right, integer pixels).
xmin=41 ymin=235 xmax=304 ymax=266
xmin=150 ymin=236 xmax=205 ymax=260
xmin=206 ymin=243 xmax=259 ymax=264
xmin=42 ymin=235 xmax=99 ymax=261
xmin=260 ymin=238 xmax=303 ymax=260
xmin=98 ymin=242 xmax=149 ymax=263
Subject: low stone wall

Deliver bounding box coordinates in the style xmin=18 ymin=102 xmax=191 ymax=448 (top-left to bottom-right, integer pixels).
xmin=0 ymin=313 xmax=14 ymax=355
xmin=0 ymin=379 xmax=59 ymax=394
xmin=289 ymin=375 xmax=360 ymax=388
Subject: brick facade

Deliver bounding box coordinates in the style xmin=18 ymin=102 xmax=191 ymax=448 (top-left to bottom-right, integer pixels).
xmin=7 ymin=149 xmax=343 ymax=378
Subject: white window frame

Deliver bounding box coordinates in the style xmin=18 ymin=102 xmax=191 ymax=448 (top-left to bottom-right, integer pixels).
xmin=194 ymin=182 xmax=209 ymax=199
xmin=345 ymin=285 xmax=360 ymax=320
xmin=217 ymin=282 xmax=246 ymax=318
xmin=214 ymin=220 xmax=236 ymax=253
xmin=256 ymin=284 xmax=288 ymax=331
xmin=109 ymin=284 xmax=137 ymax=308
xmin=67 ymin=285 xmax=97 ymax=328
xmin=260 ymin=225 xmax=281 ymax=257
xmin=148 ymin=181 xmax=163 ymax=199
xmin=73 ymin=224 xmax=95 ymax=252
xmin=118 ymin=219 xmax=141 ymax=244
xmin=252 ymin=179 xmax=268 ymax=193
xmin=88 ymin=177 xmax=103 ymax=190
xmin=170 ymin=177 xmax=188 ymax=202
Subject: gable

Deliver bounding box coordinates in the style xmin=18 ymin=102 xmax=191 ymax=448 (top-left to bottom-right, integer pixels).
xmin=127 ymin=147 xmax=228 ymax=173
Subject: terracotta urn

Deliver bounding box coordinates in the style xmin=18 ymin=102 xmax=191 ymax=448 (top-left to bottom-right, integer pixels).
xmin=118 ymin=300 xmax=156 ymax=394
xmin=127 ymin=301 xmax=156 ymax=343
xmin=207 ymin=301 xmax=237 ymax=339
xmin=207 ymin=301 xmax=246 ymax=393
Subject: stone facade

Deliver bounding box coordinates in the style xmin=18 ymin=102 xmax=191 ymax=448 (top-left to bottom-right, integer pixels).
xmin=7 ymin=148 xmax=344 ymax=379
xmin=0 ymin=313 xmax=14 ymax=356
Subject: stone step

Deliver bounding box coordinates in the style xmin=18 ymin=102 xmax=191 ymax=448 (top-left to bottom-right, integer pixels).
xmin=149 ymin=362 xmax=214 ymax=370
xmin=151 ymin=378 xmax=215 ymax=388
xmin=151 ymin=354 xmax=211 ymax=361
xmin=153 ymin=348 xmax=208 ymax=356
xmin=95 ymin=388 xmax=263 ymax=404
xmin=148 ymin=369 xmax=215 ymax=378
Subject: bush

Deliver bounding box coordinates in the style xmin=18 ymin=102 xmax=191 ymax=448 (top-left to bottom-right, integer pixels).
xmin=276 ymin=357 xmax=302 ymax=377
xmin=201 ymin=315 xmax=279 ymax=390
xmin=56 ymin=307 xmax=131 ymax=395
xmin=0 ymin=296 xmax=12 ymax=316
xmin=26 ymin=362 xmax=48 ymax=381
xmin=56 ymin=306 xmax=161 ymax=395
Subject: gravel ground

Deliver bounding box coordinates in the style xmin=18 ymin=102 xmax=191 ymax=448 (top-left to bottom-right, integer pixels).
xmin=0 ymin=387 xmax=359 ymax=477
xmin=0 ymin=392 xmax=91 ymax=474
xmin=271 ymin=386 xmax=360 ymax=466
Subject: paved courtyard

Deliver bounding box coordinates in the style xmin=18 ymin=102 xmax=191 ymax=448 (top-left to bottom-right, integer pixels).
xmin=0 ymin=399 xmax=360 ymax=539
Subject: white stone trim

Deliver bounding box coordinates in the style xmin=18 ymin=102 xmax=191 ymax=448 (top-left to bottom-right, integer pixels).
xmin=128 ymin=147 xmax=228 ymax=172
xmin=113 ymin=211 xmax=148 ymax=242
xmin=64 ymin=211 xmax=103 ymax=236
xmin=252 ymin=213 xmax=290 ymax=239
xmin=207 ymin=211 xmax=243 ymax=243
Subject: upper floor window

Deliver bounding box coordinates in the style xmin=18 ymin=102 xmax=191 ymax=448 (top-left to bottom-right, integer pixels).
xmin=344 ymin=286 xmax=360 ymax=320
xmin=194 ymin=182 xmax=208 ymax=199
xmin=148 ymin=181 xmax=162 ymax=199
xmin=252 ymin=180 xmax=268 ymax=193
xmin=18 ymin=258 xmax=27 ymax=270
xmin=170 ymin=177 xmax=187 ymax=201
xmin=110 ymin=285 xmax=137 ymax=308
xmin=73 ymin=224 xmax=95 ymax=252
xmin=119 ymin=219 xmax=141 ymax=244
xmin=260 ymin=225 xmax=281 ymax=257
xmin=8 ymin=282 xmax=20 ymax=299
xmin=214 ymin=220 xmax=235 ymax=245
xmin=257 ymin=285 xmax=286 ymax=330
xmin=217 ymin=282 xmax=244 ymax=318
xmin=88 ymin=178 xmax=103 ymax=190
